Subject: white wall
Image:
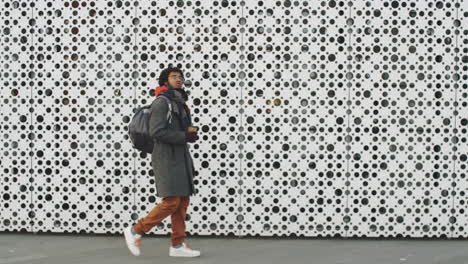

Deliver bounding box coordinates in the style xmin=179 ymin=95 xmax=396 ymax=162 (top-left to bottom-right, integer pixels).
xmin=0 ymin=0 xmax=466 ymax=238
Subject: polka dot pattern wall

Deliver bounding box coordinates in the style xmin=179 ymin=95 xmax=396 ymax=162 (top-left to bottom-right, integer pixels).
xmin=0 ymin=0 xmax=466 ymax=238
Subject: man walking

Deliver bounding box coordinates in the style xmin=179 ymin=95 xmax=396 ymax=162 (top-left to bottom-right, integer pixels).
xmin=124 ymin=67 xmax=201 ymax=257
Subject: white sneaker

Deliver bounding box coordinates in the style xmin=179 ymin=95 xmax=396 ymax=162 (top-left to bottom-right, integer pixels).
xmin=169 ymin=243 xmax=201 ymax=257
xmin=124 ymin=226 xmax=142 ymax=256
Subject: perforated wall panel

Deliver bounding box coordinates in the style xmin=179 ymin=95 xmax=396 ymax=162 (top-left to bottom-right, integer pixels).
xmin=0 ymin=0 xmax=466 ymax=238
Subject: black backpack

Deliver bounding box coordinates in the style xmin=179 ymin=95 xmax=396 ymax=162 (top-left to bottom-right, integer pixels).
xmin=128 ymin=96 xmax=173 ymax=154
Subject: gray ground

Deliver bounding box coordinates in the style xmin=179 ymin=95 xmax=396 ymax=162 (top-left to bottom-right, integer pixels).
xmin=0 ymin=232 xmax=467 ymax=264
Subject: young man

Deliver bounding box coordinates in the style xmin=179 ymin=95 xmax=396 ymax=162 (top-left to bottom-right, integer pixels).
xmin=124 ymin=67 xmax=201 ymax=257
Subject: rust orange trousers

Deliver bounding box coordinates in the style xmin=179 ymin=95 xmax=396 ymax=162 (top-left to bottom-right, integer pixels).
xmin=133 ymin=196 xmax=190 ymax=246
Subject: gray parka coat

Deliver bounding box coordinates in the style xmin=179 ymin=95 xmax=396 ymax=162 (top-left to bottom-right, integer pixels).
xmin=149 ymin=96 xmax=195 ymax=197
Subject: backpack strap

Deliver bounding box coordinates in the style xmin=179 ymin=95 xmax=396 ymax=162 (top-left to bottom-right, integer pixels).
xmin=156 ymin=95 xmax=173 ymax=124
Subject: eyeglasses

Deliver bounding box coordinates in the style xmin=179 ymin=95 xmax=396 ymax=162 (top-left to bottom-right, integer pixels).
xmin=169 ymin=76 xmax=185 ymax=81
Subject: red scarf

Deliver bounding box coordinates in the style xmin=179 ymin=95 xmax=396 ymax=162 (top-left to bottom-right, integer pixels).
xmin=154 ymin=85 xmax=169 ymax=96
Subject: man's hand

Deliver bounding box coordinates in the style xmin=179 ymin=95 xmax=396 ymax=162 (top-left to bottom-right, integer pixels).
xmin=185 ymin=130 xmax=199 ymax=143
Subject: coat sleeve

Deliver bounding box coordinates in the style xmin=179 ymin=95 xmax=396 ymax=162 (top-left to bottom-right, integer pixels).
xmin=187 ymin=106 xmax=193 ymax=126
xmin=149 ymin=98 xmax=187 ymax=145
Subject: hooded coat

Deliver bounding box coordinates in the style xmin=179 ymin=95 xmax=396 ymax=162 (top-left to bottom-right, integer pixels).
xmin=149 ymin=85 xmax=196 ymax=197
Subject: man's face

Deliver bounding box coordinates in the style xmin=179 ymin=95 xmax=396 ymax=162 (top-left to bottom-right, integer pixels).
xmin=166 ymin=72 xmax=184 ymax=89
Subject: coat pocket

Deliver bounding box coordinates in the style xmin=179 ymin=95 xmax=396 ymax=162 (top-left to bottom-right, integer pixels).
xmin=170 ymin=145 xmax=176 ymax=162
